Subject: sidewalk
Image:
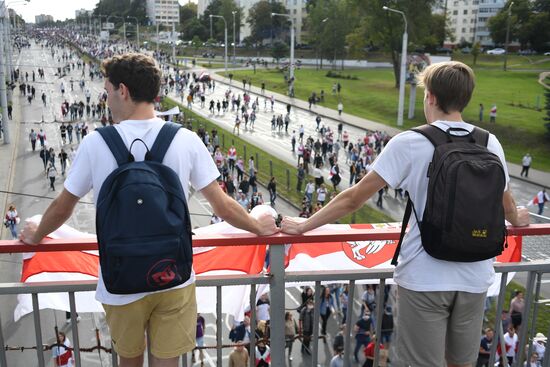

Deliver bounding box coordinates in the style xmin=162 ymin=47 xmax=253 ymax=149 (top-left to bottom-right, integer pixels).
xmin=0 ymin=91 xmax=23 ymax=240
xmin=209 ymin=68 xmax=550 ymax=189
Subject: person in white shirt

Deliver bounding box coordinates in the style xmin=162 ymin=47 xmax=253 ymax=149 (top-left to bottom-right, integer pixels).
xmin=281 ymin=61 xmax=529 ymax=367
xmin=521 ymin=153 xmax=532 ymax=177
xmin=20 ymin=53 xmax=278 ymax=367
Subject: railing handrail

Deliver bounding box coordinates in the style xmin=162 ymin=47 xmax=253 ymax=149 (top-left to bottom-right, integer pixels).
xmin=1 ymin=223 xmax=549 ymax=253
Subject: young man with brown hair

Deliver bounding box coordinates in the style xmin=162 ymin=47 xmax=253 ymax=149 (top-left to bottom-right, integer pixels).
xmin=282 ymin=61 xmax=529 ymax=366
xmin=20 ymin=53 xmax=278 ymax=367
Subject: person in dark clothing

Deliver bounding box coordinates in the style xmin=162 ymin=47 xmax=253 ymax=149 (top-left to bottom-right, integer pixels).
xmin=299 ymin=299 xmax=315 ymax=355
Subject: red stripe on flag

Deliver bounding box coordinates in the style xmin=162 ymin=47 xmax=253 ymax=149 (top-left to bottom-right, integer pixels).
xmin=21 ymin=251 xmax=99 ymax=282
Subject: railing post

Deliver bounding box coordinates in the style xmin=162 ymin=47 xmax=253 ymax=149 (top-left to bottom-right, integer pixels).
xmin=111 ymin=343 xmax=118 ymax=367
xmin=249 ymin=283 xmax=257 ymax=367
xmin=516 ymin=271 xmax=536 ymax=367
xmin=269 ymin=244 xmax=285 ymax=367
xmin=32 ymin=293 xmax=46 ymax=367
xmin=0 ymin=311 xmax=7 ymax=367
xmin=526 ymin=272 xmax=542 ymax=367
xmin=255 ymin=153 xmax=259 ymax=171
xmin=244 ymin=145 xmax=247 ymax=163
xmin=68 ymin=292 xmax=82 ymax=367
xmin=489 ymin=272 xmax=508 ymax=367
xmin=216 ymin=286 xmax=223 ymax=367
xmin=181 ymin=354 xmax=188 ymax=367
xmin=269 ymin=160 xmax=273 ymax=177
xmin=344 ymin=280 xmax=355 ymax=367
xmin=312 ymin=281 xmax=322 ymax=367
xmin=222 ymin=134 xmax=225 ymax=149
xmin=373 ymin=280 xmax=386 ymax=367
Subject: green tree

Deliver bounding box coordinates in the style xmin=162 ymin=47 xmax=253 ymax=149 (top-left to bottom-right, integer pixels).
xmin=201 ymin=0 xmax=242 ymax=43
xmin=472 ymin=42 xmax=481 ymax=66
xmin=182 ymin=18 xmax=208 ymax=41
xmin=93 ymin=0 xmax=147 ymax=24
xmin=247 ymin=0 xmax=289 ymax=44
xmin=271 ymin=41 xmax=289 ymax=64
xmin=346 ymin=0 xmax=438 ymax=87
xmin=488 ymin=0 xmax=534 ymax=48
xmin=192 ymin=35 xmax=203 ymax=54
xmin=180 ymin=3 xmax=197 ymax=25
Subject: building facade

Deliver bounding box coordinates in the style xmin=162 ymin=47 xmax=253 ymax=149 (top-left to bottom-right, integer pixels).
xmin=75 ymin=9 xmax=92 ymax=18
xmin=35 ymin=14 xmax=54 ymax=24
xmin=146 ymin=0 xmax=180 ymax=25
xmin=441 ymin=0 xmax=506 ymax=47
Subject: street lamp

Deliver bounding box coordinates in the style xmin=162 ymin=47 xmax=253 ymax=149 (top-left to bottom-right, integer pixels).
xmin=107 ymin=15 xmax=126 ymax=43
xmin=126 ymin=16 xmax=140 ymax=48
xmin=209 ymin=14 xmax=228 ymax=73
xmin=272 ymin=12 xmax=295 ymax=97
xmin=503 ymin=1 xmax=514 ymax=72
xmin=383 ymin=6 xmax=408 ymax=127
xmin=232 ymin=10 xmax=237 ymax=65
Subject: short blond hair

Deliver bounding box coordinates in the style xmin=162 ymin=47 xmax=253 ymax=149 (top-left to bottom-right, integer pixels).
xmin=418 ymin=61 xmax=475 ymax=114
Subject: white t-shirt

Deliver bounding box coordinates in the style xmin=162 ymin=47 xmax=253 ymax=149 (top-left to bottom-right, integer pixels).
xmin=371 ymin=121 xmax=509 ymax=293
xmin=64 ymin=118 xmax=220 ymax=305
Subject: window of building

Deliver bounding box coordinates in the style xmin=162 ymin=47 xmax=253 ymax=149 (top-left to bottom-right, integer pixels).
xmin=293 ymin=9 xmax=297 ymax=14
xmin=453 ymin=10 xmax=458 ymax=15
xmin=462 ymin=27 xmax=466 ymax=33
xmin=464 ymin=9 xmax=468 ymax=14
xmin=294 ymin=0 xmax=297 ymax=5
xmin=454 ymin=1 xmax=458 ymax=5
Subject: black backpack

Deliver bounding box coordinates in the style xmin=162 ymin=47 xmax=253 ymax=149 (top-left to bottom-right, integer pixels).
xmin=96 ymin=123 xmax=193 ymax=294
xmin=392 ymin=124 xmax=506 ymax=265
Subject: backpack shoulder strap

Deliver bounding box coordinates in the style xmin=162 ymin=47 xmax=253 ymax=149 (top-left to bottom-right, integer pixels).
xmin=470 ymin=127 xmax=490 ymax=147
xmin=411 ymin=124 xmax=448 ymax=147
xmin=149 ymin=122 xmax=182 ymax=163
xmin=96 ymin=126 xmax=131 ymax=167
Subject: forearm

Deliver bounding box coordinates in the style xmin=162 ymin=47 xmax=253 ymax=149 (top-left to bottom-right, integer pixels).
xmin=214 ymin=195 xmax=260 ymax=234
xmin=301 ymin=187 xmax=362 ymax=232
xmin=32 ymin=195 xmax=75 ymax=243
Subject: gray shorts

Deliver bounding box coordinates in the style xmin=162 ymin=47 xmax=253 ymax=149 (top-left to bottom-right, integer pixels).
xmin=393 ymin=286 xmax=486 ymax=367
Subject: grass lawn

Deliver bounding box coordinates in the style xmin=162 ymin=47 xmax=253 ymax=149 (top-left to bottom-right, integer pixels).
xmin=161 ymin=98 xmax=394 ymax=224
xmin=224 ymin=67 xmax=550 ymax=171
xmin=453 ymin=53 xmax=550 ymax=71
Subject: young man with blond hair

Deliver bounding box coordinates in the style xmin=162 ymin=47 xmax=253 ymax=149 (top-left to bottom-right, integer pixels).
xmin=20 ymin=53 xmax=278 ymax=367
xmin=282 ymin=61 xmax=529 ymax=366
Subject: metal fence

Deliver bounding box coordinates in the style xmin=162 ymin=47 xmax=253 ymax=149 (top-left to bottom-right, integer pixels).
xmin=0 ymin=224 xmax=549 ymax=367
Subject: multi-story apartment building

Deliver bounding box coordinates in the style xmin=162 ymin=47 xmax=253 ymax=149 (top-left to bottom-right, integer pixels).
xmin=197 ymin=0 xmax=308 ymax=44
xmin=147 ymin=0 xmax=180 ymax=25
xmin=35 ymin=14 xmax=54 ymax=24
xmin=439 ymin=0 xmax=506 ymax=46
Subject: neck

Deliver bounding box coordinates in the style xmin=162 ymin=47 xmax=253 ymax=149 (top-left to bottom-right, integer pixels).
xmin=117 ymin=102 xmax=156 ymax=122
xmin=428 ymin=110 xmax=463 ymax=123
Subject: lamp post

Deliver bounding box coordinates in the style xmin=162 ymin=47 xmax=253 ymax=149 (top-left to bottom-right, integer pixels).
xmin=272 ymin=12 xmax=295 ymax=97
xmin=232 ymin=10 xmax=236 ymax=65
xmin=126 ymin=16 xmax=140 ymax=48
xmin=209 ymin=14 xmax=227 ymax=73
xmin=107 ymin=15 xmax=126 ymax=43
xmin=383 ymin=6 xmax=408 ymax=127
xmin=503 ymin=1 xmax=514 ymax=72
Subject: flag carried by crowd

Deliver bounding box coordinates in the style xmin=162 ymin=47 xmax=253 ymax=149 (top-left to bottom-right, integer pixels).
xmin=14 ymin=207 xmax=522 ymax=322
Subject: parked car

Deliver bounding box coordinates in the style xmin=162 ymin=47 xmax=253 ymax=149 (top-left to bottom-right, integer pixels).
xmin=487 ymin=48 xmax=506 ymax=55
xmin=436 ymin=47 xmax=453 ymax=54
xmin=461 ymin=47 xmax=472 ymax=54
xmin=518 ymin=49 xmax=535 ymax=55
xmin=544 ymin=52 xmax=550 ymax=56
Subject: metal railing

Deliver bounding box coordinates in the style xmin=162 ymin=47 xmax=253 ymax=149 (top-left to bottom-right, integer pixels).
xmin=0 ymin=224 xmax=549 ymax=367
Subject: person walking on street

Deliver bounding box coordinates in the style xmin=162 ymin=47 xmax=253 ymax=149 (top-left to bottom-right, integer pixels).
xmin=58 ymin=149 xmax=68 ymax=176
xmin=29 ymin=129 xmax=37 ymax=151
xmin=4 ymin=204 xmax=20 ymax=240
xmin=282 ymin=61 xmax=529 ymax=367
xmin=521 ymin=153 xmax=532 ymax=177
xmin=534 ymin=189 xmax=550 ymax=215
xmin=479 ymin=103 xmax=484 ymax=122
xmin=39 ymin=146 xmax=50 ymax=171
xmin=47 ymin=163 xmax=57 ymax=191
xmin=20 ymin=53 xmax=278 ymax=367
xmin=337 ymin=101 xmax=343 ymax=116
xmin=267 ymin=177 xmax=277 ymax=207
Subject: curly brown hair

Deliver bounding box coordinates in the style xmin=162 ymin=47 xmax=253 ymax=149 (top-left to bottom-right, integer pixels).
xmin=101 ymin=53 xmax=161 ymax=103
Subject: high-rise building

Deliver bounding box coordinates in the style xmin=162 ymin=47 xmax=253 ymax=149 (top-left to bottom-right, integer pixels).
xmin=147 ymin=0 xmax=180 ymax=25
xmin=35 ymin=14 xmax=54 ymax=24
xmin=197 ymin=0 xmax=308 ymax=44
xmin=439 ymin=0 xmax=506 ymax=46
xmin=75 ymin=9 xmax=92 ymax=18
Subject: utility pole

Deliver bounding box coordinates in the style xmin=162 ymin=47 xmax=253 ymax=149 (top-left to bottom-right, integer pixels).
xmin=0 ymin=11 xmax=10 ymax=144
xmin=503 ymin=1 xmax=514 ymax=72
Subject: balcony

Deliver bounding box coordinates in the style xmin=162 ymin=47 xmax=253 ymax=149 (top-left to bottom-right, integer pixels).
xmin=0 ymin=223 xmax=549 ymax=367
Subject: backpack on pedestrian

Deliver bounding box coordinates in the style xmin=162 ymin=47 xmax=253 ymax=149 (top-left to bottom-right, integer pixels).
xmin=392 ymin=124 xmax=507 ymax=265
xmin=96 ymin=122 xmax=193 ymax=294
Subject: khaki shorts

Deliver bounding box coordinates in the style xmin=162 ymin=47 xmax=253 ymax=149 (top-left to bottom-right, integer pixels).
xmin=394 ymin=286 xmax=485 ymax=367
xmin=103 ymin=284 xmax=197 ymax=359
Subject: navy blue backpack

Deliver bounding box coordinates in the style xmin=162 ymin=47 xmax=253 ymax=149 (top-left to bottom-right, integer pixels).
xmin=96 ymin=122 xmax=193 ymax=295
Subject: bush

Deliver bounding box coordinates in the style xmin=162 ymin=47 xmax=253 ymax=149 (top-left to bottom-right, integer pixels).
xmin=325 ymin=71 xmax=359 ymax=80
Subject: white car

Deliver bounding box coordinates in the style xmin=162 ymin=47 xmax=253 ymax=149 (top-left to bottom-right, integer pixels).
xmin=545 ymin=52 xmax=550 ymax=56
xmin=487 ymin=48 xmax=506 ymax=55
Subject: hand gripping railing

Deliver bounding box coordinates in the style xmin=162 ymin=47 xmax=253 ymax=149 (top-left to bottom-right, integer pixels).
xmin=0 ymin=223 xmax=549 ymax=367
